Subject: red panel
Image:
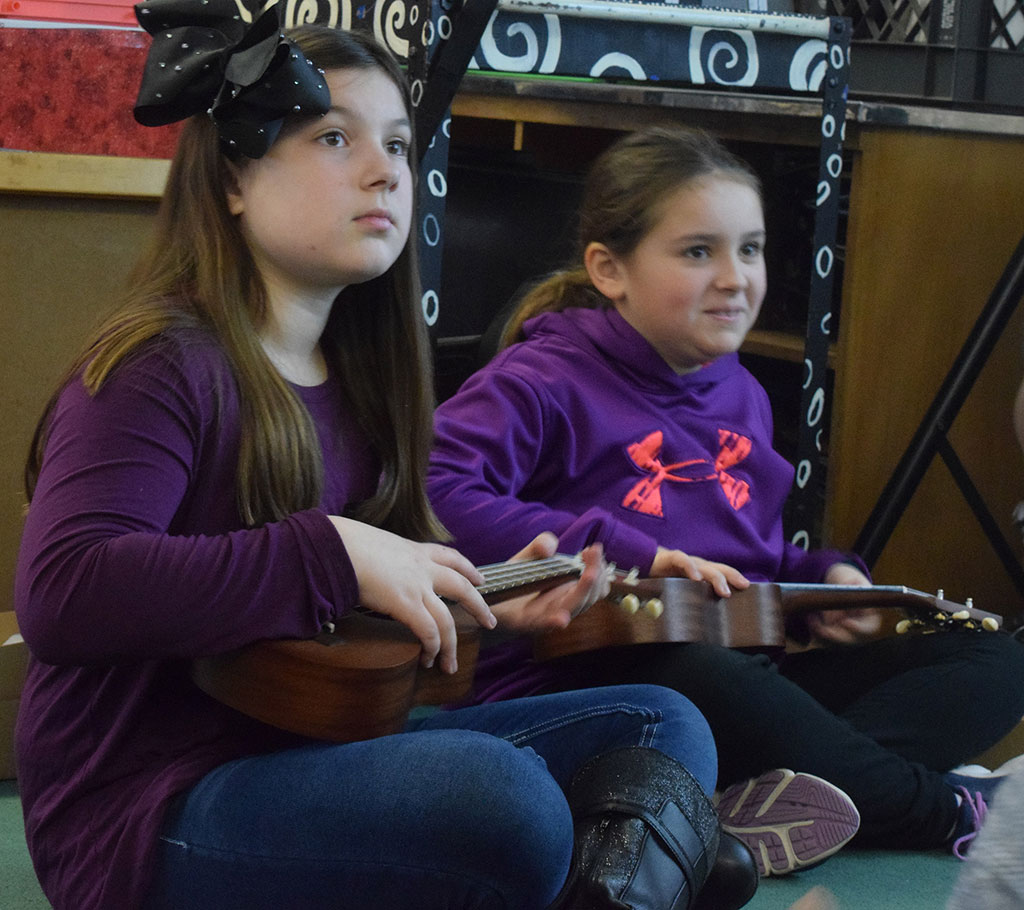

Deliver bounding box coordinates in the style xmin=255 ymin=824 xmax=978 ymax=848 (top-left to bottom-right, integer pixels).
xmin=0 ymin=0 xmax=137 ymax=28
xmin=0 ymin=26 xmax=181 ymax=158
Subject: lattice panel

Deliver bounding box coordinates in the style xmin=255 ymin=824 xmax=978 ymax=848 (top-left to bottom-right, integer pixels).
xmin=832 ymin=0 xmax=1024 ymax=48
xmin=992 ymin=0 xmax=1024 ymax=49
xmin=832 ymin=0 xmax=931 ymax=42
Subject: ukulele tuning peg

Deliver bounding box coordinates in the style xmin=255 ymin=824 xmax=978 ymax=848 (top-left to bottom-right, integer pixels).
xmin=895 ymin=619 xmax=913 ymax=635
xmin=983 ymin=617 xmax=1000 ymax=632
xmin=643 ymin=598 xmax=664 ymax=620
xmin=619 ymin=594 xmax=641 ymax=615
xmin=952 ymin=610 xmax=971 ymax=622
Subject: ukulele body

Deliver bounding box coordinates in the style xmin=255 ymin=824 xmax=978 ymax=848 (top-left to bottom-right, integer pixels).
xmin=191 ymin=556 xmax=579 ymax=742
xmin=192 ymin=611 xmax=480 ymax=743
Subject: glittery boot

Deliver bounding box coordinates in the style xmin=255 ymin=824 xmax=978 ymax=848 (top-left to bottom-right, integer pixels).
xmin=552 ymin=746 xmax=755 ymax=910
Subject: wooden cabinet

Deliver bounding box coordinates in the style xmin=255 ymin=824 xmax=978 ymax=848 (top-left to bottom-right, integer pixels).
xmin=832 ymin=127 xmax=1024 ymax=615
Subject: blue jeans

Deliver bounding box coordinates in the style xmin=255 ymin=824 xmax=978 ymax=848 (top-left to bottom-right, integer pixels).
xmin=144 ymin=684 xmax=715 ymax=910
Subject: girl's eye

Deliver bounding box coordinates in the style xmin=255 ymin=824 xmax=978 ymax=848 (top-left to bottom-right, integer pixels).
xmin=319 ymin=130 xmax=348 ymax=148
xmin=741 ymin=241 xmax=764 ymax=259
xmin=387 ymin=137 xmax=411 ymax=158
xmin=683 ymin=246 xmax=711 ymax=261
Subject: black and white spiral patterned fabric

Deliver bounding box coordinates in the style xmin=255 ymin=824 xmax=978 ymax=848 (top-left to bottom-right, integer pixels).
xmin=275 ymin=0 xmax=850 ymax=547
xmin=787 ymin=17 xmax=850 ymax=550
xmin=469 ymin=3 xmax=837 ymax=88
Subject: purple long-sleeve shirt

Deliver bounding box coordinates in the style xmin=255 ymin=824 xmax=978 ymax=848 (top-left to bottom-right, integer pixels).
xmin=15 ymin=328 xmax=376 ymax=909
xmin=428 ymin=306 xmax=863 ymax=701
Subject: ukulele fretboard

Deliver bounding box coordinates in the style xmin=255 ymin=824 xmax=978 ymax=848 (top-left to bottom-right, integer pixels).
xmin=477 ymin=554 xmax=584 ymax=599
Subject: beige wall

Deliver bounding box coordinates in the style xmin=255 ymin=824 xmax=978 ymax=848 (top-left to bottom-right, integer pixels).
xmin=1 ymin=162 xmax=161 ymax=614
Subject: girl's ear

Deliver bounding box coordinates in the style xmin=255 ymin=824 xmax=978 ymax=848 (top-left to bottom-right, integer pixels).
xmin=584 ymin=242 xmax=626 ymax=304
xmin=224 ymin=160 xmax=245 ymax=216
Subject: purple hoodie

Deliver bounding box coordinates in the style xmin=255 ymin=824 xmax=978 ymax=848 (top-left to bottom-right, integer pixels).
xmin=15 ymin=328 xmax=371 ymax=909
xmin=428 ymin=306 xmax=862 ymax=700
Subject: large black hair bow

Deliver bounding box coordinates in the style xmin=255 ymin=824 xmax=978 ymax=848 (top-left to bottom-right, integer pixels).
xmin=133 ymin=0 xmax=331 ymax=158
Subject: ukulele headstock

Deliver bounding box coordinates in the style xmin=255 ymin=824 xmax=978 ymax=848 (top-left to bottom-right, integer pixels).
xmin=606 ymin=567 xmax=673 ymax=619
xmin=894 ymin=589 xmax=1002 ymax=635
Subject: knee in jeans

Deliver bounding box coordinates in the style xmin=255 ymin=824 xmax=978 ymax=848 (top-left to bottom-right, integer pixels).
xmin=608 ymin=683 xmax=716 ymax=789
xmin=455 ymin=740 xmax=573 ymax=902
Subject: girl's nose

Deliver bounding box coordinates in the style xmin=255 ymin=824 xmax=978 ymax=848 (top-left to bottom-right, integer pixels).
xmin=364 ymin=147 xmax=401 ymax=192
xmin=717 ymin=255 xmax=750 ymax=290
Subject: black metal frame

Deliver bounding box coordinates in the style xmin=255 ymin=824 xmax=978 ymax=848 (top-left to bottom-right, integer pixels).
xmin=853 ymin=233 xmax=1024 ymax=614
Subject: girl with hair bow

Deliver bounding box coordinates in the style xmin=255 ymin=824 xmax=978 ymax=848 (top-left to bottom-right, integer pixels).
xmin=14 ymin=8 xmax=760 ymax=910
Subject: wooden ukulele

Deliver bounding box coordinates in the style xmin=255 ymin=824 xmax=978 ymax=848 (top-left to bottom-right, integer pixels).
xmin=191 ymin=555 xmax=585 ymax=743
xmin=535 ymin=572 xmax=1002 ymax=662
xmin=193 ymin=554 xmax=1001 ymax=743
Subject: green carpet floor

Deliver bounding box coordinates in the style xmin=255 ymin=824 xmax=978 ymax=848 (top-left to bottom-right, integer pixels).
xmin=0 ymin=782 xmax=48 ymax=909
xmin=745 ymin=849 xmax=959 ymax=909
xmin=0 ymin=779 xmax=961 ymax=909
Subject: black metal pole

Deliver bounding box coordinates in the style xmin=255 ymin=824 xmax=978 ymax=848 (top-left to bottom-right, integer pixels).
xmin=854 ymin=233 xmax=1024 ymax=566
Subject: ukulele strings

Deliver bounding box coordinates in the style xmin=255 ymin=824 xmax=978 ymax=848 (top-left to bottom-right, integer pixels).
xmin=476 ymin=554 xmax=584 ymax=597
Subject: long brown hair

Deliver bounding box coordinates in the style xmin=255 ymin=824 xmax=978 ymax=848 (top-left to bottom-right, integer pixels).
xmin=500 ymin=126 xmax=763 ymax=348
xmin=25 ymin=26 xmax=446 ymax=541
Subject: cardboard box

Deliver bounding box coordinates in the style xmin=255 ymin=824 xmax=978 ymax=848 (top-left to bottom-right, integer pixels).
xmin=0 ymin=612 xmax=28 ymax=780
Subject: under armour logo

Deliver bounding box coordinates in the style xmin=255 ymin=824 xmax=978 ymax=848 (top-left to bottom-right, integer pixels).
xmin=622 ymin=429 xmax=751 ymax=517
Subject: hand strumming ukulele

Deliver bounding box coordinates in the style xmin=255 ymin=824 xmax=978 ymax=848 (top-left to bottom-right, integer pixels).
xmin=191 ymin=555 xmax=585 ymax=743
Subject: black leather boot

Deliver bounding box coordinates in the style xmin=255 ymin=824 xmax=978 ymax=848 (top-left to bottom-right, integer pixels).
xmin=554 ymin=747 xmax=754 ymax=910
xmin=691 ymin=833 xmax=758 ymax=910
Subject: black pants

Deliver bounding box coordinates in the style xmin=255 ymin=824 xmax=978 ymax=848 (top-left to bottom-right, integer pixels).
xmin=546 ymin=631 xmax=1024 ymax=849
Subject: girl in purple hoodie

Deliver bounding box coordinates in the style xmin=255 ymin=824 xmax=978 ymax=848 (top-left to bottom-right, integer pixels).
xmin=429 ymin=125 xmax=1024 ymax=875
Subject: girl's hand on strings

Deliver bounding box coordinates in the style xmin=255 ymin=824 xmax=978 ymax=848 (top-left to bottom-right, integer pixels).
xmin=489 ymin=534 xmax=610 ymax=633
xmin=650 ymin=546 xmax=749 ymax=597
xmin=805 ymin=562 xmax=881 ymax=645
xmin=329 ymin=517 xmax=496 ymax=675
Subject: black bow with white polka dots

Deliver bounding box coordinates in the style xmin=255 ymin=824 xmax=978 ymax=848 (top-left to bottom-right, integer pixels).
xmin=133 ymin=0 xmax=330 ymax=158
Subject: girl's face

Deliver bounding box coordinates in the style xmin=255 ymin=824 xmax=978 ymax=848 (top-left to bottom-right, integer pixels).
xmin=226 ymin=65 xmax=413 ymax=306
xmin=595 ymin=176 xmax=766 ymax=374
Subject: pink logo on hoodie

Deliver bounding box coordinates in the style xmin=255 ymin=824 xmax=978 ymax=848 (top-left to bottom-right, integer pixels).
xmin=622 ymin=429 xmax=751 ymax=517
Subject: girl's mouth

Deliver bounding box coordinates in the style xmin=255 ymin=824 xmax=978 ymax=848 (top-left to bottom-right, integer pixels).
xmin=355 ymin=210 xmax=394 ymax=231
